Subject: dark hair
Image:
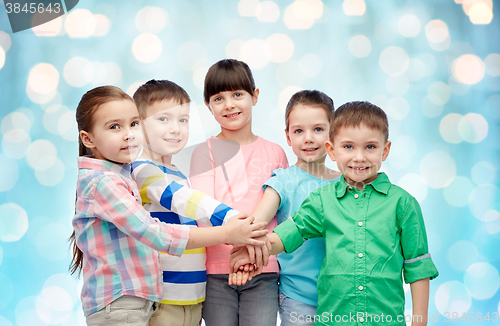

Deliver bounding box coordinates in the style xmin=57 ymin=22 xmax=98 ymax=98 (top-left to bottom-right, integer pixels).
xmin=204 ymin=59 xmax=255 ymax=103
xmin=69 ymin=85 xmax=133 ymax=276
xmin=285 ymin=90 xmax=334 ymax=131
xmin=330 ymin=101 xmax=389 ymax=142
xmin=133 ymin=79 xmax=191 ymax=119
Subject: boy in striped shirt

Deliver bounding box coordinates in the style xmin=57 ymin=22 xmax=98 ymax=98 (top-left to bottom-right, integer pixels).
xmin=131 ymin=80 xmax=236 ymax=326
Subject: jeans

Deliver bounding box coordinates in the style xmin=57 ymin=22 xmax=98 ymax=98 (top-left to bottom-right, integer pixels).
xmin=202 ymin=273 xmax=278 ymax=326
xmin=86 ymin=295 xmax=157 ymax=326
xmin=279 ymin=290 xmax=317 ymax=326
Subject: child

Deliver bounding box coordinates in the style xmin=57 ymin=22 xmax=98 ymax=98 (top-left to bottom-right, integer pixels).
xmin=68 ymin=85 xmax=268 ymax=325
xmin=233 ymin=101 xmax=439 ymax=326
xmin=230 ymin=90 xmax=342 ymax=326
xmin=130 ymin=79 xmax=248 ymax=326
xmin=189 ymin=59 xmax=288 ymax=326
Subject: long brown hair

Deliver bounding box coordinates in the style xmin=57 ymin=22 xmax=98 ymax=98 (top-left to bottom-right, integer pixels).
xmin=69 ymin=86 xmax=133 ymax=276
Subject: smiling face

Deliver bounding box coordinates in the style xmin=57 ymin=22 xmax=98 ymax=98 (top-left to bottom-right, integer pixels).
xmin=141 ymin=99 xmax=189 ymax=163
xmin=286 ymin=104 xmax=330 ymax=165
xmin=206 ymin=89 xmax=258 ymax=132
xmin=80 ymin=99 xmax=143 ymax=164
xmin=326 ymin=124 xmax=391 ymax=190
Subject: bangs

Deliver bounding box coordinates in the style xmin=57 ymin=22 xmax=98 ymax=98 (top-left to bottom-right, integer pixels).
xmin=204 ymin=59 xmax=255 ymax=103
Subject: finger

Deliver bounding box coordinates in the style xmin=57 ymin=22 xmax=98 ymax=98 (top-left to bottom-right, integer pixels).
xmin=254 ymin=245 xmax=262 ymax=270
xmin=241 ymin=271 xmax=249 ymax=285
xmin=261 ymin=242 xmax=269 ymax=267
xmin=251 ymin=222 xmax=268 ymax=230
xmin=246 ymin=245 xmax=255 ymax=264
xmin=246 ymin=238 xmax=267 ymax=246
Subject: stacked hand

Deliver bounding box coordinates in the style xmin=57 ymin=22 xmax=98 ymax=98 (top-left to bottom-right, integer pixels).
xmin=228 ymin=235 xmax=273 ymax=285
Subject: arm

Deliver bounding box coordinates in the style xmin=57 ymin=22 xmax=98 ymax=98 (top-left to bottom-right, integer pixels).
xmin=252 ymin=186 xmax=280 ymax=224
xmin=187 ymin=214 xmax=268 ymax=249
xmin=410 ymin=278 xmax=429 ymax=326
xmin=132 ymin=162 xmax=235 ymax=227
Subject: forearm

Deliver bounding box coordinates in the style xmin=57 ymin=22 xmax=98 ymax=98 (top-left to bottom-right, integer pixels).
xmin=410 ymin=278 xmax=430 ymax=326
xmin=269 ymin=233 xmax=284 ymax=255
xmin=186 ymin=226 xmax=227 ymax=249
xmin=252 ymin=187 xmax=280 ymax=224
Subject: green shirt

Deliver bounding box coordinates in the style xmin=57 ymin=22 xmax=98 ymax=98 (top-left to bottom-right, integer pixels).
xmin=274 ymin=173 xmax=439 ymax=326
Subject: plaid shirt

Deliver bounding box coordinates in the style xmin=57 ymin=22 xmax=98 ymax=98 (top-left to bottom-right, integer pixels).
xmin=73 ymin=156 xmax=191 ymax=316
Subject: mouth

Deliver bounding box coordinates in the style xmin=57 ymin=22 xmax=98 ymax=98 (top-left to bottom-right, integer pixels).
xmin=121 ymin=145 xmax=138 ymax=151
xmin=349 ymin=166 xmax=370 ymax=172
xmin=224 ymin=112 xmax=241 ymax=119
xmin=165 ymin=139 xmax=181 ymax=143
xmin=302 ymin=147 xmax=319 ymax=153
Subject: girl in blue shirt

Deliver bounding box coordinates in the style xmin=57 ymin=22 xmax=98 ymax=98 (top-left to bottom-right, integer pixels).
xmin=230 ymin=90 xmax=341 ymax=326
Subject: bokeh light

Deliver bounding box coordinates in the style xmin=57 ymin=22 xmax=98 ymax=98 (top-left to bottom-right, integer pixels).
xmin=132 ymin=33 xmax=162 ymax=63
xmin=0 ymin=203 xmax=29 ymax=242
xmin=484 ymin=53 xmax=500 ymax=76
xmin=65 ymin=9 xmax=96 ymax=38
xmin=471 ymin=161 xmax=496 ymax=185
xmin=469 ymin=184 xmax=498 ymax=222
xmin=440 ymin=113 xmax=463 ymax=144
xmin=266 ymin=34 xmax=294 ymax=63
xmin=397 ymin=173 xmax=428 ymax=202
xmin=240 ymin=38 xmax=269 ymax=69
xmin=135 ymin=7 xmax=168 ymax=34
xmin=447 ymin=240 xmax=480 ymax=271
xmin=348 ymin=35 xmax=371 ymax=58
xmin=256 ymin=1 xmax=280 ymax=22
xmin=427 ymin=81 xmax=450 ymax=106
xmin=468 ymin=3 xmax=494 ymax=24
xmin=32 ymin=16 xmax=63 ymax=37
xmin=443 ymin=176 xmax=475 ymax=207
xmin=458 ymin=113 xmax=488 ymax=143
xmin=0 ymin=47 xmax=5 ymax=70
xmin=464 ymin=262 xmax=500 ymax=300
xmin=435 ymin=281 xmax=472 ymax=317
xmin=419 ymin=151 xmax=456 ymax=188
xmin=452 ymin=54 xmax=485 ymax=85
xmin=64 ymin=57 xmax=93 ymax=87
xmin=26 ymin=139 xmax=58 ymax=171
xmin=0 ymin=155 xmax=19 ymax=192
xmin=0 ymin=30 xmax=12 ymax=51
xmin=379 ymin=46 xmax=409 ymax=76
xmin=343 ymin=0 xmax=366 ymax=16
xmin=299 ymin=53 xmax=322 ymax=77
xmin=397 ymin=14 xmax=421 ymax=38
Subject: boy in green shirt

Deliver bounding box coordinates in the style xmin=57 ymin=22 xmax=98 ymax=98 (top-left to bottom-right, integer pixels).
xmin=231 ymin=101 xmax=439 ymax=325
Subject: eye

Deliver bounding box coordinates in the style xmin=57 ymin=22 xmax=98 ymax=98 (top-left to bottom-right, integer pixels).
xmin=315 ymin=127 xmax=324 ymax=132
xmin=180 ymin=118 xmax=188 ymax=123
xmin=110 ymin=124 xmax=119 ymax=130
xmin=366 ymin=144 xmax=376 ymax=150
xmin=344 ymin=144 xmax=353 ymax=150
xmin=158 ymin=117 xmax=167 ymax=122
xmin=214 ymin=96 xmax=222 ymax=102
xmin=131 ymin=121 xmax=140 ymax=127
xmin=294 ymin=129 xmax=303 ymax=134
xmin=234 ymin=92 xmax=242 ymax=98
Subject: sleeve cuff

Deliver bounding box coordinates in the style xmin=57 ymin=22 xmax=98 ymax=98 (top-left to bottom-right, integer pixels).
xmin=273 ymin=219 xmax=304 ymax=254
xmin=168 ymin=224 xmax=191 ymax=256
xmin=403 ymin=254 xmax=439 ymax=284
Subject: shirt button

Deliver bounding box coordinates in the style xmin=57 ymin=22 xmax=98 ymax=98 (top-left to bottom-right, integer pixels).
xmin=358 ymin=253 xmax=363 ymax=258
xmin=354 ymin=194 xmax=359 ymax=198
xmin=358 ymin=222 xmax=363 ymax=226
xmin=360 ymin=317 xmax=365 ymax=322
xmin=359 ymin=285 xmax=364 ymax=290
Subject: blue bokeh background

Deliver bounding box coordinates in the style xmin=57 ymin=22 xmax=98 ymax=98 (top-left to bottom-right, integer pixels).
xmin=0 ymin=1 xmax=499 ymax=325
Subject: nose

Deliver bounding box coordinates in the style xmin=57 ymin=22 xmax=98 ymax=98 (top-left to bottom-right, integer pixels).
xmin=304 ymin=130 xmax=314 ymax=143
xmin=124 ymin=126 xmax=136 ymax=141
xmin=170 ymin=121 xmax=180 ymax=134
xmin=224 ymin=98 xmax=235 ymax=110
xmin=353 ymin=149 xmax=365 ymax=162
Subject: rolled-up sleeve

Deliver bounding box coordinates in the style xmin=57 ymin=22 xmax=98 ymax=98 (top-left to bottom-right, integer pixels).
xmin=400 ymin=196 xmax=439 ymax=283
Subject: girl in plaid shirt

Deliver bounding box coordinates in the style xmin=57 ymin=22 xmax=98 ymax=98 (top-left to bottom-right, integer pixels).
xmin=68 ymin=86 xmax=268 ymax=326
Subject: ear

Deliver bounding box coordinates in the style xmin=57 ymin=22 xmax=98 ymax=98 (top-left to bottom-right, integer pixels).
xmin=285 ymin=129 xmax=292 ymax=147
xmin=252 ymin=88 xmax=260 ymax=105
xmin=325 ymin=141 xmax=335 ymax=162
xmin=382 ymin=140 xmax=391 ymax=161
xmin=205 ymin=101 xmax=213 ymax=115
xmin=80 ymin=130 xmax=96 ymax=149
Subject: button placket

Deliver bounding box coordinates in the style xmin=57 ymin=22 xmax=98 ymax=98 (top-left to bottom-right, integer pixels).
xmin=354 ymin=189 xmax=367 ymax=320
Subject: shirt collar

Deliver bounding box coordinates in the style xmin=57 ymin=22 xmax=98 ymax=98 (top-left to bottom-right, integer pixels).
xmin=335 ymin=172 xmax=391 ymax=198
xmin=78 ymin=156 xmax=131 ymax=178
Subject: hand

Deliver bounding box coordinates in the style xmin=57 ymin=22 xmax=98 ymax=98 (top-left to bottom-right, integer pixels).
xmin=230 ymin=246 xmax=253 ymax=272
xmin=228 ymin=265 xmax=256 ymax=285
xmin=245 ymin=235 xmax=271 ymax=272
xmin=224 ymin=214 xmax=268 ymax=246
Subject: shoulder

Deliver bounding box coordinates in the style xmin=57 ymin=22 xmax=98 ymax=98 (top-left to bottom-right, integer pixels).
xmin=387 ymin=183 xmax=422 ymax=218
xmin=257 ymin=137 xmax=285 ymax=152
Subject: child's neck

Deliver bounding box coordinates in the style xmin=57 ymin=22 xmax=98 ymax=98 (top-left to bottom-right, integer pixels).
xmin=295 ymin=158 xmax=340 ymax=180
xmin=140 ymin=148 xmax=172 ymax=166
xmin=217 ymin=123 xmax=257 ymax=145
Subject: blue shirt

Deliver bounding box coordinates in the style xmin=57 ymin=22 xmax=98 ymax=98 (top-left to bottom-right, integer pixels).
xmin=264 ymin=165 xmax=340 ymax=306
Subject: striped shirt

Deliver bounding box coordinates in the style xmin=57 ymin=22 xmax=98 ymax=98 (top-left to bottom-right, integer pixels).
xmin=73 ymin=156 xmax=191 ymax=317
xmin=131 ymin=157 xmax=238 ymax=305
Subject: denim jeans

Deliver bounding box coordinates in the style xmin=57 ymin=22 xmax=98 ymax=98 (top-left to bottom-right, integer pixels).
xmin=202 ymin=273 xmax=278 ymax=326
xmin=278 ymin=290 xmax=317 ymax=326
xmin=86 ymin=295 xmax=157 ymax=326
